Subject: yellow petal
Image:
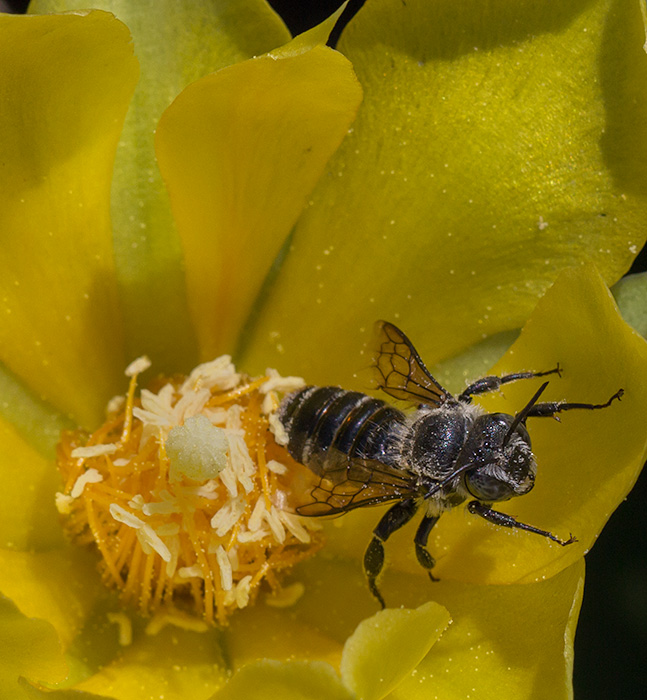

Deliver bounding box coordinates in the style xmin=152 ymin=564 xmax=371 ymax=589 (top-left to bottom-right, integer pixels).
xmin=0 ymin=597 xmax=68 ymax=697
xmin=0 ymin=547 xmax=103 ymax=649
xmin=18 ymin=685 xmax=107 ymax=700
xmin=0 ymin=11 xmax=138 ymax=426
xmin=225 ymin=604 xmax=344 ymax=672
xmin=71 ymin=625 xmax=227 ymax=700
xmin=211 ymin=660 xmax=354 ymax=700
xmin=255 ymin=556 xmax=583 ymax=700
xmin=271 ymin=2 xmax=347 ymax=58
xmin=279 ymin=557 xmax=394 ymax=642
xmin=0 ymin=416 xmax=65 ymax=550
xmin=155 ymin=44 xmax=362 ymax=360
xmin=340 ymin=602 xmax=450 ymax=700
xmin=31 ymin=0 xmax=291 ymax=373
xmin=387 ymin=559 xmax=585 ymax=700
xmin=240 ymin=0 xmax=647 ymax=387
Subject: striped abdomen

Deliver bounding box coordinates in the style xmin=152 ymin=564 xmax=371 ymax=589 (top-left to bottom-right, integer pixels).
xmin=278 ymin=386 xmax=406 ymax=472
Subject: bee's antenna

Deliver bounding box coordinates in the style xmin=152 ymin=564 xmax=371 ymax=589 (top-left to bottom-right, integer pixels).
xmin=502 ymin=381 xmax=550 ymax=447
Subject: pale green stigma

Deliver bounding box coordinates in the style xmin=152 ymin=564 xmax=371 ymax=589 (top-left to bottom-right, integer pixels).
xmin=166 ymin=414 xmax=229 ymax=482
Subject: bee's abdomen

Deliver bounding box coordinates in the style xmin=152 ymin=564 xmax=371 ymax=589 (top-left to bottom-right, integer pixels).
xmin=278 ymin=386 xmax=405 ymax=469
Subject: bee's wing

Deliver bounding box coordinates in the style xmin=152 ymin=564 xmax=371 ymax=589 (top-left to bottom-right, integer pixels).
xmin=374 ymin=321 xmax=451 ymax=407
xmin=296 ymin=450 xmax=419 ymax=516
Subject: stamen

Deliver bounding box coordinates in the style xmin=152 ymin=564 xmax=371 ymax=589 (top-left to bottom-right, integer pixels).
xmin=56 ymin=356 xmax=321 ymax=626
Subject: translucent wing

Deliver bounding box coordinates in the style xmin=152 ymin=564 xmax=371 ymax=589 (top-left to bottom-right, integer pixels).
xmin=296 ymin=449 xmax=420 ymax=517
xmin=374 ymin=321 xmax=451 ymax=407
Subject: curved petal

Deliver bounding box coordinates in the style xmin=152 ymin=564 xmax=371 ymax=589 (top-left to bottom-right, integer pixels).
xmin=71 ymin=625 xmax=228 ymax=700
xmin=271 ymin=2 xmax=347 ymax=58
xmin=268 ymin=556 xmax=584 ymax=700
xmin=387 ymin=559 xmax=585 ymax=700
xmin=156 ymin=43 xmax=362 ymax=360
xmin=210 ymin=660 xmax=354 ymax=700
xmin=0 ymin=597 xmax=68 ymax=697
xmin=19 ymin=685 xmax=108 ymax=700
xmin=30 ymin=0 xmax=290 ymax=373
xmin=240 ymin=0 xmax=647 ymax=387
xmin=0 ymin=547 xmax=103 ymax=649
xmin=0 ymin=11 xmax=137 ymax=426
xmin=340 ymin=602 xmax=450 ymax=700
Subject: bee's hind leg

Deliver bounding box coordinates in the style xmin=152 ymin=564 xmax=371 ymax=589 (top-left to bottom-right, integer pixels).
xmin=414 ymin=514 xmax=440 ymax=582
xmin=364 ymin=498 xmax=419 ymax=608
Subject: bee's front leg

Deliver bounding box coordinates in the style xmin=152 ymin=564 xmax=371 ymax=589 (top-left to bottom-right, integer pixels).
xmin=467 ymin=501 xmax=576 ymax=546
xmin=364 ymin=498 xmax=419 ymax=608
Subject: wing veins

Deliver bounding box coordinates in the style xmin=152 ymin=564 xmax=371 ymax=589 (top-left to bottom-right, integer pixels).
xmin=297 ymin=454 xmax=420 ymax=517
xmin=374 ymin=321 xmax=450 ymax=407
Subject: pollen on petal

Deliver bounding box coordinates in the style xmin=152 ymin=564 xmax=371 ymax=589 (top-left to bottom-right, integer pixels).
xmin=55 ymin=356 xmax=321 ymax=626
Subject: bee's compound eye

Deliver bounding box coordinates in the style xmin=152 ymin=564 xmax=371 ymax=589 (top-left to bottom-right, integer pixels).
xmin=465 ymin=469 xmax=515 ymax=502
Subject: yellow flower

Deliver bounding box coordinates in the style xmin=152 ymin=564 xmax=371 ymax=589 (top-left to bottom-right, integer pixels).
xmin=1 ymin=1 xmax=647 ymax=699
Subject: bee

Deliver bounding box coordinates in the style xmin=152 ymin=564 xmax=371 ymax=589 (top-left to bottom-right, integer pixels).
xmin=278 ymin=321 xmax=623 ymax=607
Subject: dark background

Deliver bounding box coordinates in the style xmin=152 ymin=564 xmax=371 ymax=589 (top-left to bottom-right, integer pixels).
xmin=3 ymin=0 xmax=645 ymax=697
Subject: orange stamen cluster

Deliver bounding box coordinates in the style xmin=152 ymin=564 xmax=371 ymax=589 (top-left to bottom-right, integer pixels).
xmin=56 ymin=357 xmax=321 ymax=626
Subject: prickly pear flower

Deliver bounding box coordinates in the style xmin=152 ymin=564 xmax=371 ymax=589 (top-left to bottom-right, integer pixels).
xmin=1 ymin=1 xmax=647 ymax=700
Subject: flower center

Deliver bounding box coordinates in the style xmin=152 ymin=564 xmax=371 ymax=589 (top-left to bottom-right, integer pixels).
xmin=55 ymin=355 xmax=321 ymax=627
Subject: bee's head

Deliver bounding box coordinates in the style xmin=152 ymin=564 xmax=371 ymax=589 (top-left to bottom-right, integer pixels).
xmin=462 ymin=413 xmax=537 ymax=502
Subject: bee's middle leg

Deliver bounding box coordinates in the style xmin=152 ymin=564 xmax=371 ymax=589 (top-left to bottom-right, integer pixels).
xmin=364 ymin=498 xmax=419 ymax=608
xmin=458 ymin=366 xmax=561 ymax=402
xmin=414 ymin=514 xmax=440 ymax=582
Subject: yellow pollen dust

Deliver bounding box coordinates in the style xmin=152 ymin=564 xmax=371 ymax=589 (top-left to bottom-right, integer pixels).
xmin=55 ymin=355 xmax=320 ymax=626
